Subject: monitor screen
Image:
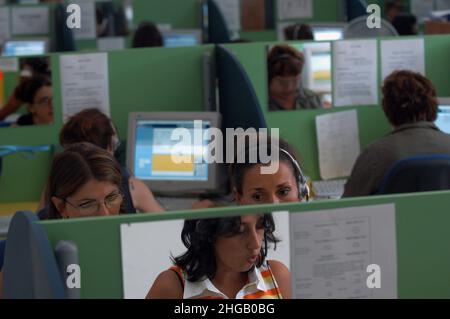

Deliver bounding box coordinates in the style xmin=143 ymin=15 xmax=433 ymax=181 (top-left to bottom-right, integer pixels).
xmin=436 ymin=105 xmax=450 ymax=134
xmin=134 ymin=119 xmax=209 ymax=181
xmin=162 ymin=30 xmax=202 ymax=48
xmin=2 ymin=40 xmax=47 ymax=57
xmin=127 ymin=112 xmax=224 ymax=195
xmin=312 ymin=27 xmax=344 ymax=41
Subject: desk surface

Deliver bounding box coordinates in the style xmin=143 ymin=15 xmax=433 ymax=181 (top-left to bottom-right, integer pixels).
xmin=0 ymin=202 xmax=39 ymax=217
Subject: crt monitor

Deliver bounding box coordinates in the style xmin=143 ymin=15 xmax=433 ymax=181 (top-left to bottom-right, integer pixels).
xmin=2 ymin=39 xmax=48 ymax=57
xmin=127 ymin=112 xmax=224 ymax=196
xmin=310 ymin=23 xmax=345 ymax=41
xmin=162 ymin=29 xmax=202 ymax=48
xmin=436 ymin=98 xmax=450 ymax=134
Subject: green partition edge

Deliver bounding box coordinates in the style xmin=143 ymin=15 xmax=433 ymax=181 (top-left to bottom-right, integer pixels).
xmin=40 ymin=190 xmax=450 ymax=298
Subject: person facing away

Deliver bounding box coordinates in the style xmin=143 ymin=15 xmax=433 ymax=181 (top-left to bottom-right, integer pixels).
xmin=37 ymin=108 xmax=164 ymax=214
xmin=343 ymin=70 xmax=450 ymax=197
xmin=146 ymin=213 xmax=292 ymax=299
xmin=267 ymin=45 xmax=322 ymax=111
xmin=284 ymin=23 xmax=314 ymax=41
xmin=14 ymin=75 xmax=54 ymax=126
xmin=132 ymin=21 xmax=163 ymax=48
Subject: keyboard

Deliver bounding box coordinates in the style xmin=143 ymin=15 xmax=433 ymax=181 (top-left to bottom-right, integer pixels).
xmin=155 ymin=196 xmax=199 ymax=211
xmin=312 ymin=179 xmax=347 ymax=198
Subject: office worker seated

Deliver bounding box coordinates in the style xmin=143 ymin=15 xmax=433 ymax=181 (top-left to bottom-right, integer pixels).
xmin=132 ymin=21 xmax=163 ymax=48
xmin=268 ymin=45 xmax=322 ymax=111
xmin=14 ymin=75 xmax=54 ymax=126
xmin=193 ymin=134 xmax=310 ymax=209
xmin=41 ymin=108 xmax=164 ymax=213
xmin=0 ymin=143 xmax=123 ymax=298
xmin=284 ymin=23 xmax=314 ymax=41
xmin=0 ymin=57 xmax=50 ymax=121
xmin=146 ymin=213 xmax=291 ymax=299
xmin=343 ymin=70 xmax=450 ymax=197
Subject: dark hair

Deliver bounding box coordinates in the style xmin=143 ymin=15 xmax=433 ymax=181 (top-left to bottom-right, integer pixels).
xmin=385 ymin=0 xmax=404 ymax=13
xmin=382 ymin=70 xmax=438 ymax=127
xmin=228 ymin=134 xmax=302 ymax=196
xmin=392 ymin=13 xmax=418 ymax=36
xmin=267 ymin=45 xmax=304 ymax=83
xmin=132 ymin=21 xmax=163 ymax=48
xmin=284 ymin=23 xmax=314 ymax=40
xmin=45 ymin=142 xmax=124 ymax=219
xmin=173 ymin=214 xmax=279 ymax=282
xmin=60 ymin=108 xmax=116 ymax=150
xmin=15 ymin=75 xmax=51 ymax=104
xmin=19 ymin=57 xmax=51 ymax=77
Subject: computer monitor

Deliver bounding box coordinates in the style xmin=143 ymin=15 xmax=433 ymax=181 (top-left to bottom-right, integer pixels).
xmin=162 ymin=29 xmax=202 ymax=48
xmin=301 ymin=42 xmax=332 ymax=93
xmin=126 ymin=112 xmax=225 ymax=196
xmin=310 ymin=23 xmax=345 ymax=41
xmin=2 ymin=39 xmax=48 ymax=57
xmin=436 ymin=98 xmax=450 ymax=134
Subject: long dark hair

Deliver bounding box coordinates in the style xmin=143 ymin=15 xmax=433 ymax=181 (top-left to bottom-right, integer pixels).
xmin=173 ymin=214 xmax=279 ymax=282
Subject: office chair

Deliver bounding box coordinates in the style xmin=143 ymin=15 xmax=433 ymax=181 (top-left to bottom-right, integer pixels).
xmin=378 ymin=155 xmax=450 ymax=194
xmin=345 ymin=0 xmax=368 ymax=21
xmin=2 ymin=211 xmax=67 ymax=299
xmin=54 ymin=3 xmax=76 ymax=52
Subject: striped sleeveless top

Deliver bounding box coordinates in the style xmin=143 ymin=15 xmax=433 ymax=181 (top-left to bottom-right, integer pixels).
xmin=170 ymin=261 xmax=283 ymax=299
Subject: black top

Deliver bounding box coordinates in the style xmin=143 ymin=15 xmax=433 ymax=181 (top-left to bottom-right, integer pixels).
xmin=16 ymin=113 xmax=34 ymax=126
xmin=120 ymin=167 xmax=137 ymax=214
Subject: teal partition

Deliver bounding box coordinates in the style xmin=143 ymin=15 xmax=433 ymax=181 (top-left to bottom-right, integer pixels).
xmin=39 ymin=190 xmax=450 ymax=298
xmin=225 ymin=34 xmax=450 ymax=180
xmin=0 ymin=45 xmax=213 ymax=202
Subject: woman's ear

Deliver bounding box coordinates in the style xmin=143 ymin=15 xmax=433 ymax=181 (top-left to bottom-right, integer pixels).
xmin=51 ymin=196 xmax=68 ymax=218
xmin=233 ymin=188 xmax=243 ymax=204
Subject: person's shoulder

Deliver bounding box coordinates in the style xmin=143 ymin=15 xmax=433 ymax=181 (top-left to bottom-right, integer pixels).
xmin=146 ymin=269 xmax=184 ymax=299
xmin=267 ymin=260 xmax=289 ymax=275
xmin=266 ymin=260 xmax=292 ymax=299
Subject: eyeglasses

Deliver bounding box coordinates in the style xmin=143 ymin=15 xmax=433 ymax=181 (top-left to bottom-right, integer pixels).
xmin=63 ymin=192 xmax=123 ymax=216
xmin=33 ymin=96 xmax=53 ymax=107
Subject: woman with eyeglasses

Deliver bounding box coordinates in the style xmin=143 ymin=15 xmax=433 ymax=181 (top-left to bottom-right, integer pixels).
xmin=38 ymin=108 xmax=164 ymax=215
xmin=46 ymin=142 xmax=125 ymax=218
xmin=14 ymin=75 xmax=54 ymax=126
xmin=267 ymin=45 xmax=322 ymax=111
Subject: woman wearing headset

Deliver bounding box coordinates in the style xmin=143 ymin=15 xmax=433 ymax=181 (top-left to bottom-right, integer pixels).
xmin=147 ymin=134 xmax=308 ymax=299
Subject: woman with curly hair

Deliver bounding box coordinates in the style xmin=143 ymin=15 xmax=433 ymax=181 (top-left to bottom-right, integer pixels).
xmin=343 ymin=70 xmax=450 ymax=197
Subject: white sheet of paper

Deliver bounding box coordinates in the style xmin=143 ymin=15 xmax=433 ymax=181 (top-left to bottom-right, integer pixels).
xmin=278 ymin=0 xmax=313 ymax=20
xmin=120 ymin=211 xmax=291 ymax=299
xmin=59 ymin=53 xmax=110 ymax=121
xmin=0 ymin=57 xmax=18 ymax=72
xmin=11 ymin=6 xmax=49 ymax=35
xmin=316 ymin=110 xmax=360 ymax=180
xmin=71 ymin=1 xmax=96 ymax=40
xmin=381 ymin=39 xmax=425 ymax=80
xmin=411 ymin=0 xmax=434 ymax=21
xmin=332 ymin=40 xmax=378 ymax=107
xmin=290 ymin=204 xmax=397 ymax=299
xmin=0 ymin=7 xmax=10 ymax=45
xmin=97 ymin=37 xmax=125 ymax=51
xmin=214 ymin=0 xmax=241 ymax=31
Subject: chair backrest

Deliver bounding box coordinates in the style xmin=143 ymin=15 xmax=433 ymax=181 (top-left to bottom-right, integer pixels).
xmin=3 ymin=211 xmax=66 ymax=299
xmin=378 ymin=155 xmax=450 ymax=194
xmin=207 ymin=0 xmax=231 ymax=44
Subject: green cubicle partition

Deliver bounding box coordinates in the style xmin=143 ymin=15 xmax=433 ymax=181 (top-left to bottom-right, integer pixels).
xmin=225 ymin=34 xmax=450 ymax=180
xmin=0 ymin=44 xmax=213 ymax=202
xmin=40 ymin=190 xmax=450 ymax=298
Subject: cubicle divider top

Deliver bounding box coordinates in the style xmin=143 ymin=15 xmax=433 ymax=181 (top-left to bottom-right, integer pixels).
xmin=20 ymin=189 xmax=450 ymax=298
